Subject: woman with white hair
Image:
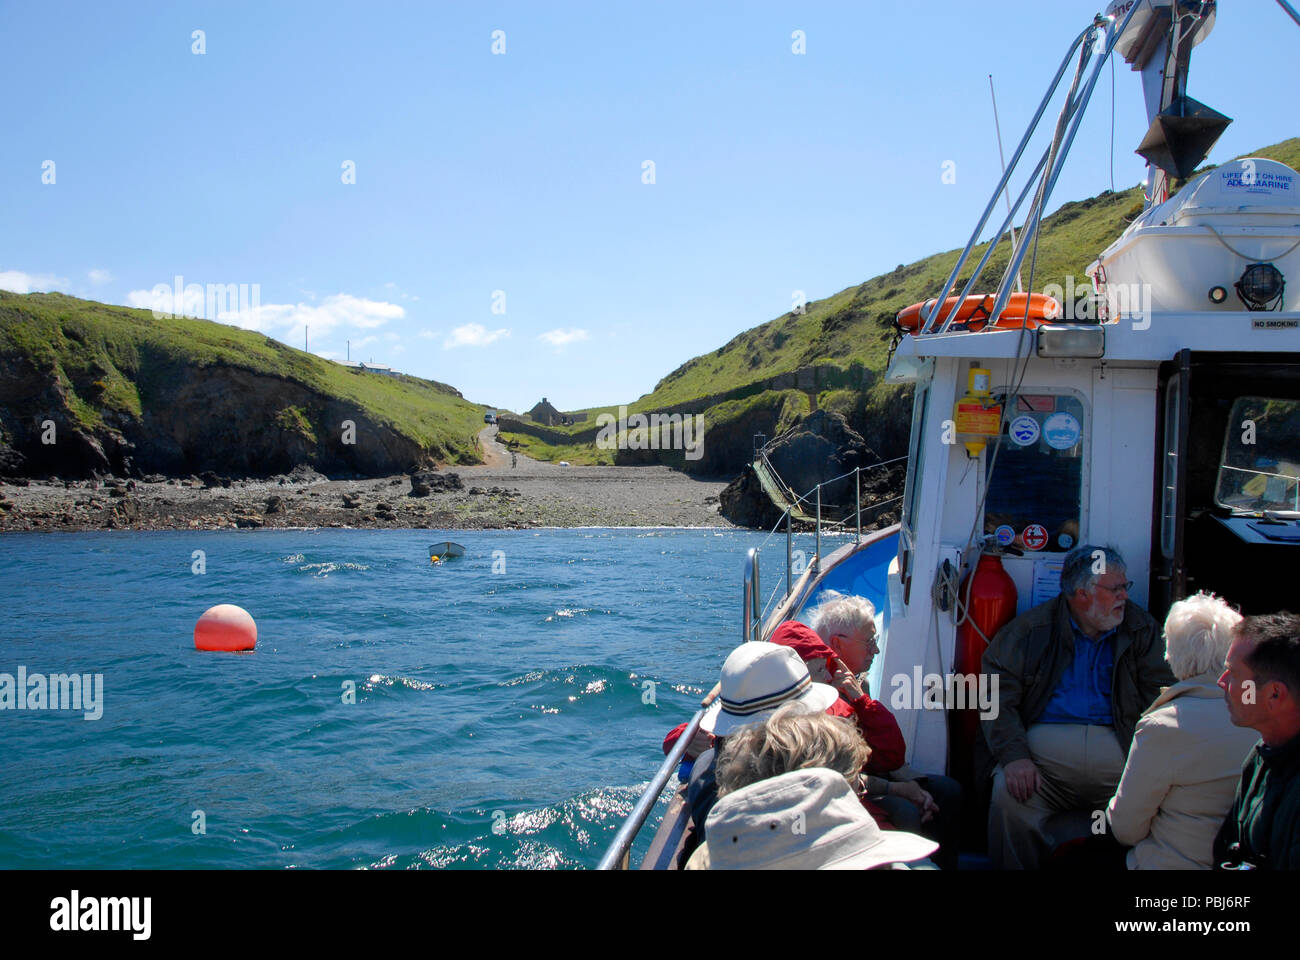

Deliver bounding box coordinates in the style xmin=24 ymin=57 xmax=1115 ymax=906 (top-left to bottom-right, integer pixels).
xmin=1106 ymin=592 xmax=1262 ymax=869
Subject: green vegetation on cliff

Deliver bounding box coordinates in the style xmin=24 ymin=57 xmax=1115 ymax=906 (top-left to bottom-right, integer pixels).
xmin=0 ymin=292 xmax=487 ymax=474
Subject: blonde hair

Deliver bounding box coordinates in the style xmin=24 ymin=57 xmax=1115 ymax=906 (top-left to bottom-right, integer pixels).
xmin=715 ymin=703 xmax=870 ymax=796
xmin=1163 ymin=592 xmax=1242 ymax=680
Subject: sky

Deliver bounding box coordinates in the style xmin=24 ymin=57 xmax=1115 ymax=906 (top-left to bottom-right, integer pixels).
xmin=1 ymin=1 xmax=1296 ymax=414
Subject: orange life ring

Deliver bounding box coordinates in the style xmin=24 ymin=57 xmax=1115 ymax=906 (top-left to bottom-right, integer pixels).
xmin=894 ymin=292 xmax=1060 ymax=333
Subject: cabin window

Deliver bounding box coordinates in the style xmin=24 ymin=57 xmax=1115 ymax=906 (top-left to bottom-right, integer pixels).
xmin=901 ymin=385 xmax=930 ymax=550
xmin=983 ymin=393 xmax=1086 ymax=552
xmin=1215 ymin=397 xmax=1300 ymax=513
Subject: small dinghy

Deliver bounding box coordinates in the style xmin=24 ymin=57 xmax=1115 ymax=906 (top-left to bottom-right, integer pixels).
xmin=428 ymin=541 xmax=466 ymax=564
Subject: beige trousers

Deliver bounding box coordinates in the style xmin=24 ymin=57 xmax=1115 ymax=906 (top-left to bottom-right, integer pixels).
xmin=989 ymin=723 xmax=1125 ymax=870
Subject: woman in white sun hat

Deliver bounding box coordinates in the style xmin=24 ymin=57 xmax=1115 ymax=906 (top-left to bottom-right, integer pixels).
xmin=679 ymin=642 xmax=841 ymax=864
xmin=700 ymin=641 xmax=842 ymax=737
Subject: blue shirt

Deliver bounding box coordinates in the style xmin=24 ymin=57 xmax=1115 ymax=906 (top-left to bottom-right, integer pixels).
xmin=1038 ymin=617 xmax=1116 ymax=726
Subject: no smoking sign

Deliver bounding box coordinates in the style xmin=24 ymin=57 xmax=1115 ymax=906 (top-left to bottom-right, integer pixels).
xmin=1022 ymin=524 xmax=1049 ymax=551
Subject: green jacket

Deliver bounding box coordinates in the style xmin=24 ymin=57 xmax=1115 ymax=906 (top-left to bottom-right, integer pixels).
xmin=1213 ymin=731 xmax=1300 ymax=870
xmin=975 ymin=594 xmax=1174 ymax=785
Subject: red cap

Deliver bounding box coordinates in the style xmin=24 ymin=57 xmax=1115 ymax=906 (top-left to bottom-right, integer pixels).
xmin=769 ymin=620 xmax=836 ymax=664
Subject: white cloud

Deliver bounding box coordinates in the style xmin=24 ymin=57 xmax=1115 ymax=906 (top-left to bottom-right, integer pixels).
xmin=352 ymin=335 xmax=378 ymax=349
xmin=0 ymin=270 xmax=69 ymax=294
xmin=538 ymin=327 xmax=590 ymax=347
xmin=121 ymin=288 xmax=403 ymax=340
xmin=444 ymin=323 xmax=510 ymax=349
xmin=383 ymin=332 xmax=400 ymax=342
xmin=88 ymin=268 xmax=112 ymax=285
xmin=315 ymin=350 xmax=342 ymax=360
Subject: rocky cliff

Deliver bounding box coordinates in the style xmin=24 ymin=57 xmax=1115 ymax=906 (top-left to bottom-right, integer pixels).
xmin=0 ymin=292 xmax=486 ymax=479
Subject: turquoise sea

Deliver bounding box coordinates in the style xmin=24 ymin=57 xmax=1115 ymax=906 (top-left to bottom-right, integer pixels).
xmin=0 ymin=527 xmax=844 ymax=869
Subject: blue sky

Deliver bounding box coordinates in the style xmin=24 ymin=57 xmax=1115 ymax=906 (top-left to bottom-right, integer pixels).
xmin=2 ymin=1 xmax=1295 ymax=413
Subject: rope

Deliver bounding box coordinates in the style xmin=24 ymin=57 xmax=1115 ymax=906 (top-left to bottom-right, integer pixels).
xmin=1204 ymin=223 xmax=1300 ymax=263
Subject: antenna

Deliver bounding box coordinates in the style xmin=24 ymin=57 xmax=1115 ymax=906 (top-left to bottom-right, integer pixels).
xmin=989 ymin=74 xmax=1024 ymax=294
xmin=1277 ymin=0 xmax=1300 ymax=28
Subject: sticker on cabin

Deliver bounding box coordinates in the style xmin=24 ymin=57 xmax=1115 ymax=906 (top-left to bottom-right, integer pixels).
xmin=1042 ymin=412 xmax=1081 ymax=450
xmin=1022 ymin=524 xmax=1049 ymax=551
xmin=1220 ymin=169 xmax=1294 ymax=196
xmin=1009 ymin=415 xmax=1040 ymax=446
xmin=1032 ymin=558 xmax=1067 ymax=607
xmin=994 ymin=525 xmax=1016 ymax=546
xmin=1058 ymin=533 xmax=1074 ymax=549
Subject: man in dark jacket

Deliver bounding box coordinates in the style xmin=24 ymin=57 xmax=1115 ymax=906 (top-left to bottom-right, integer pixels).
xmin=1214 ymin=612 xmax=1300 ymax=870
xmin=980 ymin=544 xmax=1174 ymax=869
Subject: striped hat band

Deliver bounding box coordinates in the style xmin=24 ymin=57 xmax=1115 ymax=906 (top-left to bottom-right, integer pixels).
xmin=719 ymin=674 xmax=811 ymax=717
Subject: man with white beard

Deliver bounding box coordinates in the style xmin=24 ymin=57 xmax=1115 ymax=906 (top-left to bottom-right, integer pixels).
xmin=977 ymin=545 xmax=1175 ymax=869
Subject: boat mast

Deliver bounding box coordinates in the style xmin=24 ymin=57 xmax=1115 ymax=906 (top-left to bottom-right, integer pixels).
xmin=1113 ymin=0 xmax=1225 ymax=210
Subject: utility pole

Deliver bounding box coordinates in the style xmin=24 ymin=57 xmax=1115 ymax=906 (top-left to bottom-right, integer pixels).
xmin=347 ymin=339 xmax=350 ymax=361
xmin=305 ymin=325 xmax=309 ymax=353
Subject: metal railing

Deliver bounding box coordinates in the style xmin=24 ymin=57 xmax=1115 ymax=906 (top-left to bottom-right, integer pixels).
xmin=919 ymin=4 xmax=1143 ymax=336
xmin=743 ymin=547 xmax=760 ymax=644
xmin=595 ymin=686 xmax=718 ymax=871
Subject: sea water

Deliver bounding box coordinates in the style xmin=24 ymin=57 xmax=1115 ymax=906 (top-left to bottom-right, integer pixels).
xmin=0 ymin=527 xmax=843 ymax=869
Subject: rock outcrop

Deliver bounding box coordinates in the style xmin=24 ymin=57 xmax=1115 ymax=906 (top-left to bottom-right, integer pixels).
xmin=719 ymin=409 xmax=905 ymax=529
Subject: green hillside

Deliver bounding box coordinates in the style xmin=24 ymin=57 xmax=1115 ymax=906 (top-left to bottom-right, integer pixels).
xmin=504 ymin=137 xmax=1300 ymax=468
xmin=0 ymin=292 xmax=487 ymax=476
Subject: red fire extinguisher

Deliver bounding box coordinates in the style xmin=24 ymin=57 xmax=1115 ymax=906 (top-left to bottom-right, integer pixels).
xmin=949 ymin=551 xmax=1017 ymax=794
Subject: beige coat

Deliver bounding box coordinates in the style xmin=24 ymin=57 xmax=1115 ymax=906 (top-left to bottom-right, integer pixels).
xmin=1106 ymin=671 xmax=1260 ymax=869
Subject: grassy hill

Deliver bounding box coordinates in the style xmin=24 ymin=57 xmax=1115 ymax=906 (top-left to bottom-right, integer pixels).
xmin=0 ymin=292 xmax=488 ymax=477
xmin=502 ymin=137 xmax=1300 ymax=470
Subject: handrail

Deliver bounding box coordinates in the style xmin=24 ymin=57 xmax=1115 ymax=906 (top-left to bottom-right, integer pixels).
xmin=921 ymin=4 xmax=1143 ymax=335
xmin=920 ymin=21 xmax=1093 ymax=334
xmin=595 ymin=683 xmax=720 ymax=870
xmin=743 ymin=548 xmax=760 ymax=643
xmin=980 ymin=10 xmax=1137 ymax=332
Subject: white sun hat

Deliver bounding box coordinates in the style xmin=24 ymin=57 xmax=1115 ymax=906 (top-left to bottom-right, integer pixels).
xmin=700 ymin=641 xmax=840 ymax=737
xmin=701 ymin=767 xmax=939 ymax=870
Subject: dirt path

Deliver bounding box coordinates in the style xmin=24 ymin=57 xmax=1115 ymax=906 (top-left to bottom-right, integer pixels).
xmin=475 ymin=425 xmax=516 ymax=468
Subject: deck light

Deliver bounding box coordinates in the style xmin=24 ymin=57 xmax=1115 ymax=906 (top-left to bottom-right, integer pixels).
xmin=1035 ymin=324 xmax=1105 ymax=359
xmin=1208 ymin=286 xmax=1228 ymax=304
xmin=1235 ymin=263 xmax=1285 ymax=311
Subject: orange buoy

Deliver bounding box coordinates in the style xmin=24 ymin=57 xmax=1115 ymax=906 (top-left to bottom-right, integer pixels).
xmin=194 ymin=604 xmax=257 ymax=652
xmin=895 ymin=292 xmax=1060 ymax=333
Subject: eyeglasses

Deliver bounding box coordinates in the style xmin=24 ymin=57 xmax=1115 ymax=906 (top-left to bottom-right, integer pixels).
xmin=1095 ymin=580 xmax=1134 ymax=594
xmin=837 ymin=631 xmax=877 ymax=648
